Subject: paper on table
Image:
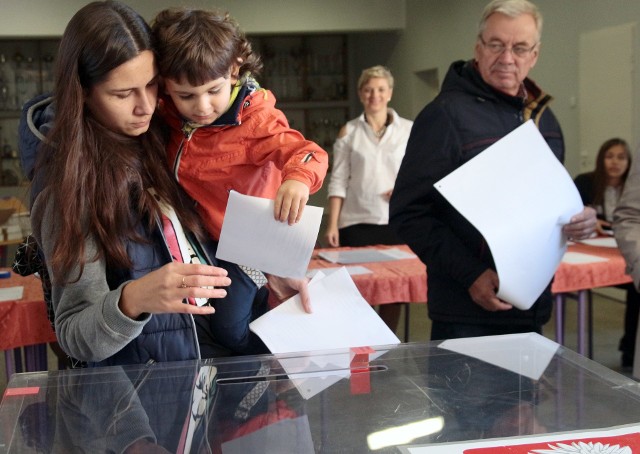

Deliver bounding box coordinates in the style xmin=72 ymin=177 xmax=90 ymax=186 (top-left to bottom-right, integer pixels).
xmin=434 ymin=120 xmax=583 ymax=310
xmin=318 ymin=247 xmax=416 ymax=264
xmin=0 ymin=286 xmax=24 ymax=302
xmin=579 ymin=236 xmax=618 ymax=248
xmin=561 ymin=251 xmax=609 ymax=264
xmin=306 ymin=265 xmax=372 ymax=278
xmin=216 ymin=191 xmax=323 ymax=278
xmin=437 ymin=333 xmax=558 ymax=380
xmin=250 ymin=267 xmax=400 ymax=398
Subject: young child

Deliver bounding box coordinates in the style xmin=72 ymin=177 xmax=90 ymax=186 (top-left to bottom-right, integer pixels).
xmin=151 ymin=8 xmax=326 ymax=353
xmin=151 ymin=8 xmax=328 ymax=242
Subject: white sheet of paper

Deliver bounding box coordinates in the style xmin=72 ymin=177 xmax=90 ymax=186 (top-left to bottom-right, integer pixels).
xmin=437 ymin=333 xmax=558 ymax=380
xmin=0 ymin=286 xmax=23 ymax=302
xmin=318 ymin=247 xmax=416 ymax=264
xmin=306 ymin=265 xmax=372 ymax=278
xmin=216 ymin=191 xmax=323 ymax=278
xmin=403 ymin=423 xmax=640 ymax=454
xmin=561 ymin=251 xmax=609 ymax=264
xmin=579 ymin=236 xmax=618 ymax=248
xmin=434 ymin=120 xmax=583 ymax=310
xmin=250 ymin=267 xmax=400 ymax=352
xmin=250 ymin=268 xmax=399 ymax=398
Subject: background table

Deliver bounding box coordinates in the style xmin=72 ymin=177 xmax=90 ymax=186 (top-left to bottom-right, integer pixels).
xmin=3 ymin=336 xmax=640 ymax=453
xmin=0 ymin=270 xmax=56 ymax=379
xmin=0 ymin=239 xmax=23 ymax=267
xmin=551 ymin=241 xmax=632 ymax=358
xmin=308 ymin=245 xmax=427 ymax=341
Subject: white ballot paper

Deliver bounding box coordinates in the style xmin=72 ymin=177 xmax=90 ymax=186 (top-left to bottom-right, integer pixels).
xmin=318 ymin=247 xmax=416 ymax=264
xmin=216 ymin=190 xmax=323 ymax=278
xmin=0 ymin=286 xmax=23 ymax=302
xmin=250 ymin=267 xmax=400 ymax=399
xmin=434 ymin=120 xmax=583 ymax=310
xmin=438 ymin=333 xmax=558 ymax=380
xmin=579 ymin=236 xmax=618 ymax=248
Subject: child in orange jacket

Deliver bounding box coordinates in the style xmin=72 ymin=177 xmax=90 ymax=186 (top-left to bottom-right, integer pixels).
xmin=152 ymin=8 xmax=328 ymax=240
xmin=151 ymin=7 xmax=327 ymax=354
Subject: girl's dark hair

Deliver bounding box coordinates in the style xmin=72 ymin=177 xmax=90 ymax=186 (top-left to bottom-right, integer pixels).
xmin=592 ymin=137 xmax=632 ymax=208
xmin=151 ymin=7 xmax=263 ymax=86
xmin=40 ymin=0 xmax=203 ymax=281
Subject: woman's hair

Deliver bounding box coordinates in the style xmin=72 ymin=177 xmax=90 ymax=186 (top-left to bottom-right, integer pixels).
xmin=478 ymin=0 xmax=543 ymax=42
xmin=592 ymin=137 xmax=632 ymax=207
xmin=41 ymin=0 xmax=203 ymax=280
xmin=357 ymin=65 xmax=394 ymax=91
xmin=151 ymin=7 xmax=262 ymax=86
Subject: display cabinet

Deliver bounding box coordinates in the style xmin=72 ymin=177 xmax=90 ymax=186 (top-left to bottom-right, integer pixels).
xmin=0 ymin=39 xmax=59 ymax=187
xmin=0 ymin=34 xmax=352 ymax=189
xmin=249 ymin=34 xmax=351 ymax=151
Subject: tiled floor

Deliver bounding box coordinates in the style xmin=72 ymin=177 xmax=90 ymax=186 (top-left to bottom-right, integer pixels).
xmin=0 ymin=291 xmax=634 ymax=394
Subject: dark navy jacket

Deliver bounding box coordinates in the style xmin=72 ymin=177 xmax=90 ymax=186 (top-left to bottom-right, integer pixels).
xmin=390 ymin=60 xmax=563 ymax=327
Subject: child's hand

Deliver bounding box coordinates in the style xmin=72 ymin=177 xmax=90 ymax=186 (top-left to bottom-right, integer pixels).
xmin=275 ymin=180 xmax=310 ymax=225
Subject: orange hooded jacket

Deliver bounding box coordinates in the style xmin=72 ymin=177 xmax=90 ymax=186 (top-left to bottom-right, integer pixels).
xmin=161 ymin=79 xmax=328 ymax=240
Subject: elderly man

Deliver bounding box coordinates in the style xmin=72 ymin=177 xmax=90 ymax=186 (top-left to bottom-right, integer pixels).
xmin=390 ymin=0 xmax=596 ymax=340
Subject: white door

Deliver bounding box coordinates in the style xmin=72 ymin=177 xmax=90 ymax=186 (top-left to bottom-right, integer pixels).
xmin=578 ymin=23 xmax=635 ymax=172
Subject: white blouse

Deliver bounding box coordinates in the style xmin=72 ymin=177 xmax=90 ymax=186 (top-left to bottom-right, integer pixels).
xmin=327 ymin=109 xmax=413 ymax=228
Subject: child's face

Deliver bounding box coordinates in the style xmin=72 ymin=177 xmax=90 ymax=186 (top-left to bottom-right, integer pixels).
xmin=164 ymin=75 xmax=233 ymax=125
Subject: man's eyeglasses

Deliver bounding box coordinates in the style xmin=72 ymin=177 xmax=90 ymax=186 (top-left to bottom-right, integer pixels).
xmin=479 ymin=36 xmax=538 ymax=58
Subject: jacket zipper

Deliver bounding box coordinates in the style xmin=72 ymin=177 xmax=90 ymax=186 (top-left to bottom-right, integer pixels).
xmin=173 ymin=125 xmax=198 ymax=181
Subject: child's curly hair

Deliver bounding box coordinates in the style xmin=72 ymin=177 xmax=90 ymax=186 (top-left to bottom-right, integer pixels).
xmin=152 ymin=7 xmax=263 ymax=85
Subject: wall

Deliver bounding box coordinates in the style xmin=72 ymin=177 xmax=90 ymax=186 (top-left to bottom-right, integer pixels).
xmin=389 ymin=0 xmax=640 ymax=177
xmin=3 ymin=0 xmax=640 ymax=178
xmin=0 ymin=0 xmax=405 ymax=36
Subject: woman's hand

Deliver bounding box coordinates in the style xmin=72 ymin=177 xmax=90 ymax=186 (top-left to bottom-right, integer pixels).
xmin=119 ymin=262 xmax=231 ymax=319
xmin=324 ymin=225 xmax=340 ymax=247
xmin=274 ymin=180 xmax=310 ymax=225
xmin=266 ymin=274 xmax=312 ymax=313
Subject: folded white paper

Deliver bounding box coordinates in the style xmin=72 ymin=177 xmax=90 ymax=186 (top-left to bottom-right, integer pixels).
xmin=438 ymin=332 xmax=558 ymax=380
xmin=250 ymin=267 xmax=400 ymax=353
xmin=250 ymin=267 xmax=400 ymax=399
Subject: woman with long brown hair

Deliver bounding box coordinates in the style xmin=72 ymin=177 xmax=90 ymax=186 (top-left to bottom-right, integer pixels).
xmin=574 ymin=137 xmax=637 ymax=370
xmin=26 ymin=1 xmax=249 ymax=366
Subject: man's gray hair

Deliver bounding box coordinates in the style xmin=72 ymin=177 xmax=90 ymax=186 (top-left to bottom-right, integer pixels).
xmin=478 ymin=0 xmax=543 ymax=41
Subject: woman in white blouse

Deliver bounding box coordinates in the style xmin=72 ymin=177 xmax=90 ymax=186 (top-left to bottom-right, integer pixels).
xmin=324 ymin=65 xmax=413 ymax=330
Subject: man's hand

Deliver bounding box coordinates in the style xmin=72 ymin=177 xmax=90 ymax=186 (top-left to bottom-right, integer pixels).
xmin=468 ymin=269 xmax=512 ymax=312
xmin=563 ymin=206 xmax=597 ymax=240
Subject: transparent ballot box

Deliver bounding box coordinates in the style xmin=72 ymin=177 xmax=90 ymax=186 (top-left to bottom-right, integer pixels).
xmin=2 ymin=333 xmax=640 ymax=453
